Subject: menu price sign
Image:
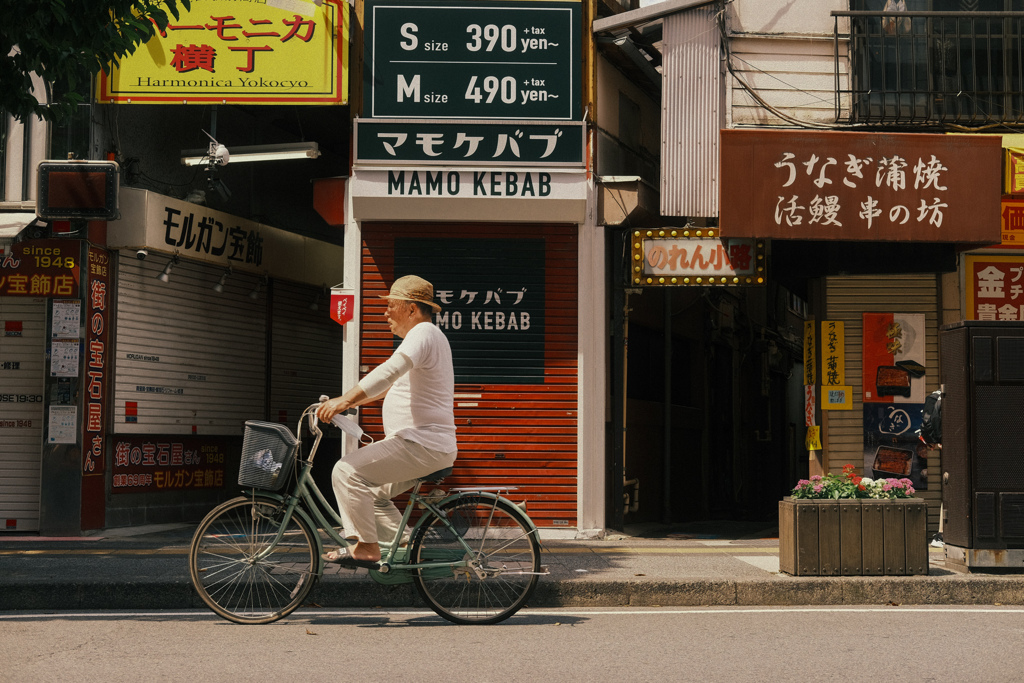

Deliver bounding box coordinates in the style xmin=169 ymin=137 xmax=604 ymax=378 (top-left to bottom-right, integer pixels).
xmin=365 ymin=0 xmax=581 ymax=120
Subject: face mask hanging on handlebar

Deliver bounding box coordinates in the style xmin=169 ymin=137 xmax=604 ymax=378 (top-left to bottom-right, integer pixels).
xmin=331 ymin=413 xmax=374 ymax=444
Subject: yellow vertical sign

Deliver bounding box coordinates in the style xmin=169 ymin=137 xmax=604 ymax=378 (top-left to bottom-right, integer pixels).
xmin=803 ymin=320 xmax=816 ymax=385
xmin=821 ymin=321 xmax=845 ymax=386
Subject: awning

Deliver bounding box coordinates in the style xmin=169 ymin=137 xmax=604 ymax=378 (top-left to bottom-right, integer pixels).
xmin=0 ymin=212 xmax=39 ymax=240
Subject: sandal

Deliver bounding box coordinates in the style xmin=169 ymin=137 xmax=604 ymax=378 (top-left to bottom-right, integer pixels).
xmin=322 ymin=548 xmax=381 ymax=570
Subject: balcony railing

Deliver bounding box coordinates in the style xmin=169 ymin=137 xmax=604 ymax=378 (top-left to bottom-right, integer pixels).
xmin=833 ymin=11 xmax=1024 ymax=126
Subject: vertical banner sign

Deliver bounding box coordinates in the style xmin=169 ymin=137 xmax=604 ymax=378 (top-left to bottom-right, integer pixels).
xmin=97 ymin=0 xmax=349 ymax=104
xmin=364 ymin=0 xmax=582 ymax=120
xmin=820 ymin=321 xmax=851 ymax=410
xmin=804 ymin=384 xmax=816 ymax=428
xmin=803 ymin=319 xmax=815 ymax=385
xmin=83 ymin=247 xmax=111 ymax=475
xmin=862 ymin=313 xmax=926 ymax=404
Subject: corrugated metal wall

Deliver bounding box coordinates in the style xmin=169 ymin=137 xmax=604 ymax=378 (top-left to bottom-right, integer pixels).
xmin=661 ymin=6 xmax=721 ymax=218
xmin=360 ymin=223 xmax=579 ymax=527
xmin=269 ymin=280 xmax=344 ymax=426
xmin=0 ymin=297 xmax=45 ymax=531
xmin=112 ymin=252 xmax=266 ymax=435
xmin=825 ymin=274 xmax=941 ymax=528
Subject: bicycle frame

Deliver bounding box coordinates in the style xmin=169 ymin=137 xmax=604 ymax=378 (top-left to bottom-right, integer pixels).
xmin=243 ymin=404 xmax=540 ymax=585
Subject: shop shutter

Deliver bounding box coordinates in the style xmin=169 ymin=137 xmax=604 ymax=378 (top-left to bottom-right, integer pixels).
xmin=0 ymin=297 xmax=46 ymax=531
xmin=361 ymin=223 xmax=579 ymax=527
xmin=269 ymin=280 xmax=344 ymax=426
xmin=112 ymin=252 xmax=267 ymax=435
xmin=825 ymin=274 xmax=941 ymax=524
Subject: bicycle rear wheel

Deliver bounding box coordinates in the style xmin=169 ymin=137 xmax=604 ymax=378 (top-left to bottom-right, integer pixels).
xmin=189 ymin=495 xmax=319 ymax=624
xmin=411 ymin=495 xmax=541 ymax=625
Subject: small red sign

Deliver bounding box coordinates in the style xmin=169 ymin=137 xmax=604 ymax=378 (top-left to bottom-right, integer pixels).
xmin=4 ymin=321 xmax=22 ymax=337
xmin=330 ymin=292 xmax=354 ymax=325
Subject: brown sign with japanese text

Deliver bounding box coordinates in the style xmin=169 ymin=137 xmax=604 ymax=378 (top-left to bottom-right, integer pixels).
xmin=720 ymin=129 xmax=1001 ymax=242
xmin=112 ymin=435 xmax=231 ymax=493
xmin=0 ymin=239 xmax=81 ymax=297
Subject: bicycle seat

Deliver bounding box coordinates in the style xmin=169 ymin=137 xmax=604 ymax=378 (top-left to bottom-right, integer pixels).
xmin=418 ymin=467 xmax=453 ymax=483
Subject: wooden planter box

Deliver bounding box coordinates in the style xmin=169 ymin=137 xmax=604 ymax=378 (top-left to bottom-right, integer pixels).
xmin=778 ymin=498 xmax=928 ymax=576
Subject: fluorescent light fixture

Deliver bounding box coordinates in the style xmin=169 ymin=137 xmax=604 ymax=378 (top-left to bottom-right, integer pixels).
xmin=181 ymin=141 xmax=320 ymax=166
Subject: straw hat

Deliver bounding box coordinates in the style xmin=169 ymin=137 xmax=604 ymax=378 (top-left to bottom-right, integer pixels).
xmin=380 ymin=274 xmax=442 ymax=312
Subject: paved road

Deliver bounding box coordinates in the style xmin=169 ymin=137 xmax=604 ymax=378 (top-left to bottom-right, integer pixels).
xmin=4 ymin=606 xmax=1024 ymax=682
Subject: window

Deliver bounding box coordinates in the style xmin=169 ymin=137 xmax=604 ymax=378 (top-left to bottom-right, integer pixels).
xmin=846 ymin=1 xmax=1024 ymax=124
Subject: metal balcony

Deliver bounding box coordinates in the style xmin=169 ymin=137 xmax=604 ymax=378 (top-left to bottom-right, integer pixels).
xmin=833 ymin=11 xmax=1024 ymax=126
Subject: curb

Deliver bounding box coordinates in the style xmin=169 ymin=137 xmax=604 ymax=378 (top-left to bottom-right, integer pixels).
xmin=5 ymin=576 xmax=1024 ymax=612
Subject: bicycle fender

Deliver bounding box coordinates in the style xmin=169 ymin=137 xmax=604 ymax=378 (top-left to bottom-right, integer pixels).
xmin=233 ymin=491 xmax=326 ymax=567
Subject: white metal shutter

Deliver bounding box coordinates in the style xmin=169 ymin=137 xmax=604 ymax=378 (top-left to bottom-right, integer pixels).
xmin=112 ymin=252 xmax=267 ymax=435
xmin=0 ymin=297 xmax=46 ymax=531
xmin=825 ymin=274 xmax=941 ymax=523
xmin=269 ymin=280 xmax=343 ymax=426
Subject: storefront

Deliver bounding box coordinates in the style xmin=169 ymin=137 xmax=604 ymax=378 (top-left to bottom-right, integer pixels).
xmin=719 ymin=128 xmax=1003 ymax=531
xmin=347 ymin=166 xmax=597 ymax=529
xmin=1 ymin=236 xmax=86 ymax=532
xmin=2 ymin=189 xmax=346 ymax=534
xmin=348 ymin=0 xmax=605 ymax=533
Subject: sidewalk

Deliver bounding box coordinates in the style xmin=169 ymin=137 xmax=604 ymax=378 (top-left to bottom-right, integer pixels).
xmin=3 ymin=520 xmax=1024 ymax=612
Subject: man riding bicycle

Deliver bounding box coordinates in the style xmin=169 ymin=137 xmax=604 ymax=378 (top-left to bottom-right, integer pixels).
xmin=315 ymin=275 xmax=457 ymax=569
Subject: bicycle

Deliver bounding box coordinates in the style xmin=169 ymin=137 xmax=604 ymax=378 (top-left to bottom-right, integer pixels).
xmin=188 ymin=400 xmax=545 ymax=625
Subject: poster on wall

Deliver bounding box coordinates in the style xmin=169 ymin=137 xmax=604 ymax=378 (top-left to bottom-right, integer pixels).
xmin=862 ymin=313 xmax=926 ymax=404
xmin=862 ymin=403 xmax=928 ymax=491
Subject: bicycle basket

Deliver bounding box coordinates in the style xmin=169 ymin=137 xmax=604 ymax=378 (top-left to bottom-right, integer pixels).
xmin=238 ymin=420 xmax=298 ymax=491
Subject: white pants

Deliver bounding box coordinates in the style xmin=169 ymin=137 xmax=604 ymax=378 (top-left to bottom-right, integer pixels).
xmin=331 ymin=436 xmax=457 ymax=545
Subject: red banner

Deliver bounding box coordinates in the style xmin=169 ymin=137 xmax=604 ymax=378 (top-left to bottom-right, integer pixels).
xmin=83 ymin=247 xmax=111 ymax=475
xmin=330 ymin=290 xmax=354 ymax=325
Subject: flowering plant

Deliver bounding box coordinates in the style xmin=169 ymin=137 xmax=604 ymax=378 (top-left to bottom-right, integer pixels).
xmin=791 ymin=464 xmax=916 ymax=500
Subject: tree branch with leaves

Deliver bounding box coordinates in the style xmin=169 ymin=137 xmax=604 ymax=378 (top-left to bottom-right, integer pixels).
xmin=0 ymin=0 xmax=190 ymax=122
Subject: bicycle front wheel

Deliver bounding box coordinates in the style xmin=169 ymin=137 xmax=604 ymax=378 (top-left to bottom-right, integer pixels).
xmin=188 ymin=495 xmax=319 ymax=624
xmin=411 ymin=495 xmax=541 ymax=625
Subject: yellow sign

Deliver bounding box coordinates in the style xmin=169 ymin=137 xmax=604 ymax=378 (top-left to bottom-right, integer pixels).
xmin=805 ymin=425 xmax=821 ymax=451
xmin=1001 ymin=198 xmax=1024 ymax=246
xmin=1006 ymin=148 xmax=1024 ymax=195
xmin=821 ymin=385 xmax=853 ymax=411
xmin=821 ymin=320 xmax=845 ymax=386
xmin=803 ymin=319 xmax=815 ymax=385
xmin=97 ymin=0 xmax=349 ymax=105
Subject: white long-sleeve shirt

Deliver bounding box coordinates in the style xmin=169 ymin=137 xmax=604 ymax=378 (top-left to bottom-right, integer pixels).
xmin=358 ymin=322 xmax=457 ymax=453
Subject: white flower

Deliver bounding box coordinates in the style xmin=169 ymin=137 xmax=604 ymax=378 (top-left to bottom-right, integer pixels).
xmin=859 ymin=477 xmax=874 ymax=486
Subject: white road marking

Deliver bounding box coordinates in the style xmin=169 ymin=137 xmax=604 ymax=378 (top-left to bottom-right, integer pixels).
xmin=3 ymin=606 xmax=1024 ymax=620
